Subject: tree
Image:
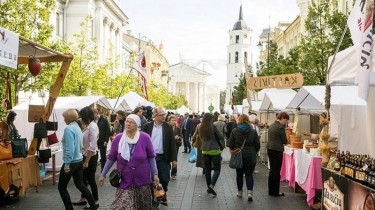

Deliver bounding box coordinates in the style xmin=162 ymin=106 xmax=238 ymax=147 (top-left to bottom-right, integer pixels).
xmin=256 ymin=41 xmax=280 ymax=76
xmin=298 ymin=0 xmax=351 ymax=85
xmin=233 ymin=73 xmax=247 ymax=104
xmin=0 ymin=0 xmax=56 ymax=104
xmin=147 ymin=82 xmax=187 ymax=109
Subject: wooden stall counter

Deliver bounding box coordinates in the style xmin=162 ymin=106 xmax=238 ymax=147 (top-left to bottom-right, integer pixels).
xmin=0 ymin=155 xmax=41 ymax=196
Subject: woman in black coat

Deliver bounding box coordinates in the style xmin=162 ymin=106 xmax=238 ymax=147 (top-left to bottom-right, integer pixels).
xmin=227 ymin=114 xmax=260 ymax=201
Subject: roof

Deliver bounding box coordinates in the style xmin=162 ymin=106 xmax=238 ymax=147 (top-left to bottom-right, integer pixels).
xmin=169 ymin=62 xmax=211 ymax=76
xmin=286 ymin=86 xmax=366 ymax=111
xmin=17 ymin=36 xmax=73 ymax=64
xmin=232 ymin=5 xmax=248 ymax=31
xmin=259 ymin=90 xmax=296 ymax=111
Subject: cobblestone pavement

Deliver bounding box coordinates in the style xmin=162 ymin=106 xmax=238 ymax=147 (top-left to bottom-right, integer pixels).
xmin=2 ymin=149 xmax=313 ymax=210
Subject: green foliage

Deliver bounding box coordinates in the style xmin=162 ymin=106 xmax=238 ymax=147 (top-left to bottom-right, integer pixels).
xmin=256 ymin=0 xmax=350 ymax=86
xmin=148 ymin=82 xmax=187 ymax=109
xmin=298 ymin=0 xmax=351 ymax=85
xmin=0 ymin=0 xmax=56 ymax=104
xmin=233 ymin=73 xmax=247 ymax=104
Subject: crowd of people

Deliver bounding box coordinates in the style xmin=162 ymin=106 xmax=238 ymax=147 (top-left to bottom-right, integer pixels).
xmin=54 ymin=105 xmax=290 ymax=210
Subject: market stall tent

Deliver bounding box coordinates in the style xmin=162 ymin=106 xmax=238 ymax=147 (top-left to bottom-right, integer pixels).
xmin=259 ymin=89 xmax=296 ymax=111
xmin=328 ymin=45 xmax=375 ymax=155
xmin=122 ymin=91 xmax=155 ymax=111
xmin=13 ymin=96 xmax=112 ymax=141
xmin=176 ymin=105 xmax=191 ymax=114
xmin=107 ymin=98 xmax=132 ymax=112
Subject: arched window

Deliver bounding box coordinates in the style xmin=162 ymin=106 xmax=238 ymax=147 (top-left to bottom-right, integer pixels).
xmin=236 ymin=35 xmax=239 ymax=44
xmin=244 ymin=51 xmax=247 ymax=60
xmin=235 ymin=52 xmax=239 ymax=63
xmin=228 ymin=53 xmax=231 ymax=64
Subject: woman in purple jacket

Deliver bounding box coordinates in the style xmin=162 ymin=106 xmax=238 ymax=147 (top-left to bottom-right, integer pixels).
xmin=98 ymin=114 xmax=159 ymax=210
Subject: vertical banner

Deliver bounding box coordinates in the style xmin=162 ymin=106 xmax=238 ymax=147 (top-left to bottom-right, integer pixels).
xmin=347 ymin=0 xmax=374 ymax=101
xmin=0 ymin=26 xmax=19 ymax=69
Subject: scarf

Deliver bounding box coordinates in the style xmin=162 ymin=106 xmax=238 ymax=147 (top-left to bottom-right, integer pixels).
xmin=118 ymin=131 xmax=140 ymax=161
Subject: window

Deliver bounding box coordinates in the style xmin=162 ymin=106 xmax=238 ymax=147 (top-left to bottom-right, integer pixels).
xmin=236 ymin=35 xmax=239 ymax=44
xmin=244 ymin=51 xmax=247 ymax=59
xmin=228 ymin=53 xmax=231 ymax=64
xmin=235 ymin=52 xmax=239 ymax=63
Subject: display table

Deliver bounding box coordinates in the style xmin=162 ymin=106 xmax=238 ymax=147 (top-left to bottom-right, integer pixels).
xmin=280 ymin=146 xmax=322 ymax=206
xmin=0 ymin=155 xmax=41 ymax=196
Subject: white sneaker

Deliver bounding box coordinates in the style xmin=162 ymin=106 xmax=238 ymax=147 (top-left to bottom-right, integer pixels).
xmin=248 ymin=191 xmax=253 ymax=201
xmin=236 ymin=190 xmax=243 ymax=198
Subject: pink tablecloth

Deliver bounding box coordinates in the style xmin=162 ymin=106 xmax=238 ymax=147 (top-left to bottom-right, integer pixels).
xmin=280 ymin=149 xmax=322 ymax=206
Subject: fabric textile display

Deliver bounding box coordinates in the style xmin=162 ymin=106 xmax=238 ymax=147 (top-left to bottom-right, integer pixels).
xmin=11 ymin=137 xmax=28 ymax=158
xmin=188 ymin=147 xmax=197 ymax=163
xmin=0 ymin=141 xmax=12 ymax=160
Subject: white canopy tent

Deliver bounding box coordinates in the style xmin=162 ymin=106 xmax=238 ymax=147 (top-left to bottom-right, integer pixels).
xmin=122 ymin=91 xmax=155 ymax=111
xmin=107 ymin=98 xmax=132 ymax=112
xmin=259 ymin=89 xmax=296 ymax=111
xmin=13 ymin=96 xmax=112 ymax=141
xmin=328 ymin=44 xmax=375 ymax=155
xmin=176 ymin=105 xmax=191 ymax=115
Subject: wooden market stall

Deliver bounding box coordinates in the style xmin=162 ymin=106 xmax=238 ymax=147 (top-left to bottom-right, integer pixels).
xmin=0 ymin=34 xmax=73 ymax=196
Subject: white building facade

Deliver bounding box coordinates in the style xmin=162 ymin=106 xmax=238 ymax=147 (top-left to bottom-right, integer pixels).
xmin=53 ymin=0 xmax=131 ymax=74
xmin=226 ymin=5 xmax=252 ymax=105
xmin=168 ymin=63 xmax=220 ymax=113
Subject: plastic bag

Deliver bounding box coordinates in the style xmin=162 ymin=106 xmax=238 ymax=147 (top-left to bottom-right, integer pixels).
xmin=188 ymin=147 xmax=197 ymax=163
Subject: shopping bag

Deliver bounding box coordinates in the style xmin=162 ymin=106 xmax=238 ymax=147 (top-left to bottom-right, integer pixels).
xmin=188 ymin=147 xmax=197 ymax=163
xmin=34 ymin=120 xmax=47 ymax=139
xmin=0 ymin=141 xmax=12 ymax=160
xmin=11 ymin=137 xmax=28 ymax=158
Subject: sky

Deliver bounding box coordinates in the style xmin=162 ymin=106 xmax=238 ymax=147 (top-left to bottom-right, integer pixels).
xmin=120 ymin=0 xmax=300 ymax=88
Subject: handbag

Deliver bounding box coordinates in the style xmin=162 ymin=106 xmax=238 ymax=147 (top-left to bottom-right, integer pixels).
xmin=47 ymin=132 xmax=59 ymax=145
xmin=46 ymin=112 xmax=58 ymax=131
xmin=28 ymin=104 xmax=45 ymax=122
xmin=34 ymin=119 xmax=47 ymax=139
xmin=229 ymin=138 xmax=247 ymax=169
xmin=38 ymin=139 xmax=51 ymax=163
xmin=154 ymin=184 xmax=166 ymax=200
xmin=109 ymin=168 xmax=122 ymax=187
xmin=11 ymin=137 xmax=28 ymax=158
xmin=0 ymin=140 xmax=12 ymax=160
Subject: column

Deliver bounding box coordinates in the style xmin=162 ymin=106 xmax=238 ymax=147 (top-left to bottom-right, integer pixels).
xmin=203 ymin=83 xmax=207 ymax=112
xmin=194 ymin=82 xmax=199 ymax=112
xmin=186 ymin=82 xmax=190 ymax=106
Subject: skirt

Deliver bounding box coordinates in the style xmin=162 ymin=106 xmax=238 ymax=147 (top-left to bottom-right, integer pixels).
xmin=110 ymin=185 xmax=152 ymax=210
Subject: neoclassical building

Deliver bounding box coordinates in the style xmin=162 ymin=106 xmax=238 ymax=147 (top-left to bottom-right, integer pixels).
xmin=168 ymin=63 xmax=213 ymax=113
xmin=226 ymin=5 xmax=253 ymax=105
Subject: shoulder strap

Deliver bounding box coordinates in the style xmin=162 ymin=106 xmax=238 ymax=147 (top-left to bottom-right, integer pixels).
xmin=240 ymin=137 xmax=247 ymax=149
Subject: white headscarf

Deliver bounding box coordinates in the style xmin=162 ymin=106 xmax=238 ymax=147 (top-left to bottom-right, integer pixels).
xmin=118 ymin=116 xmax=140 ymax=161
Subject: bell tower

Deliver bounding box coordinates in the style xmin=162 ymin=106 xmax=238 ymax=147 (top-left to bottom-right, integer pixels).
xmin=226 ymin=5 xmax=252 ymax=105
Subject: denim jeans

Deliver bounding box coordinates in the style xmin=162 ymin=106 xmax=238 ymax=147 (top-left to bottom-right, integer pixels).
xmin=82 ymin=153 xmax=98 ymax=200
xmin=236 ymin=166 xmax=254 ymax=191
xmin=58 ymin=161 xmax=96 ymax=210
xmin=203 ymin=154 xmax=221 ymax=188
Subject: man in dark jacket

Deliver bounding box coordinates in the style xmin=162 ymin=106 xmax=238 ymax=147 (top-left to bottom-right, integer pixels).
xmin=180 ymin=112 xmax=192 ymax=153
xmin=142 ymin=107 xmax=177 ymax=206
xmin=93 ymin=109 xmax=111 ymax=171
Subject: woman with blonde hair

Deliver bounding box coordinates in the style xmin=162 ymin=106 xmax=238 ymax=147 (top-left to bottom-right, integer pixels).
xmin=213 ymin=114 xmax=227 ymax=148
xmin=58 ymin=109 xmax=98 ymax=210
xmin=227 ymin=114 xmax=260 ymax=201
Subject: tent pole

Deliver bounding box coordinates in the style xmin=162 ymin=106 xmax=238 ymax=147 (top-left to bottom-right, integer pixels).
xmin=113 ymin=68 xmax=133 ymax=113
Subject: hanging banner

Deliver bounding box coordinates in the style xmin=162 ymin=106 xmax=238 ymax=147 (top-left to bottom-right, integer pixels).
xmin=247 ymin=73 xmax=303 ymax=90
xmin=0 ymin=26 xmax=19 ymax=69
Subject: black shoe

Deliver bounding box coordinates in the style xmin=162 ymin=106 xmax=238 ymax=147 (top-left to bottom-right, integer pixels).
xmin=72 ymin=201 xmax=87 ymax=206
xmin=207 ymin=187 xmax=217 ymax=196
xmin=83 ymin=203 xmax=99 ymax=209
xmin=269 ymin=192 xmax=285 ymax=196
xmin=182 ymin=151 xmax=188 ymax=153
